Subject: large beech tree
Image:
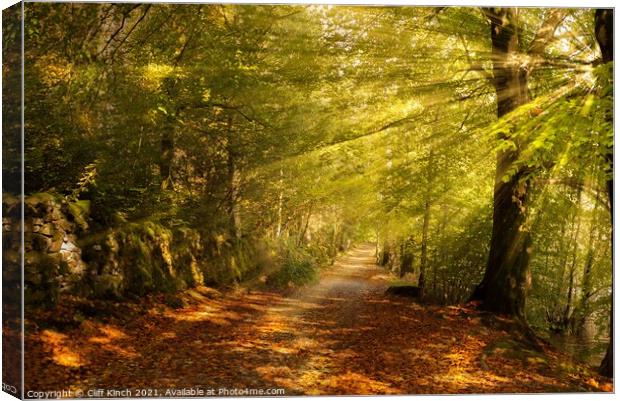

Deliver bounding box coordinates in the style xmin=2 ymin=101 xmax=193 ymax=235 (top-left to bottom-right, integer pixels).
xmin=470 ymin=8 xmax=565 ymax=318
xmin=594 ymin=7 xmax=613 ymax=379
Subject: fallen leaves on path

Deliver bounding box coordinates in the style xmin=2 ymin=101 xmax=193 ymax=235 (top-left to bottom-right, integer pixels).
xmin=25 ymin=245 xmax=612 ymax=396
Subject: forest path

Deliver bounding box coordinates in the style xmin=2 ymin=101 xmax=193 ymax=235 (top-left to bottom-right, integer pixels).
xmin=26 ymin=244 xmax=609 ymax=395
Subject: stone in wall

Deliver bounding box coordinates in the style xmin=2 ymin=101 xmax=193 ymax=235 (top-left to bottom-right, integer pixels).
xmin=2 ymin=193 xmax=90 ymax=305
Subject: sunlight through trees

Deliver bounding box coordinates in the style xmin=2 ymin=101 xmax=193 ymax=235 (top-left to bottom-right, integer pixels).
xmin=3 ymin=4 xmax=613 ymax=392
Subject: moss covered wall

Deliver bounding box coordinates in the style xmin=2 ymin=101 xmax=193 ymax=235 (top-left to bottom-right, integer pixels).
xmin=4 ymin=193 xmax=266 ymax=307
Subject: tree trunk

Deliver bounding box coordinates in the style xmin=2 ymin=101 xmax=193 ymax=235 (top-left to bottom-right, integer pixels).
xmin=159 ymin=77 xmax=179 ymax=191
xmin=332 ymin=221 xmax=341 ymax=256
xmin=159 ymin=116 xmax=174 ymax=190
xmin=275 ymin=168 xmax=284 ymax=238
xmin=375 ymin=227 xmax=380 ymax=260
xmin=225 ymin=114 xmax=240 ymax=239
xmin=298 ymin=203 xmax=313 ymax=246
xmin=419 ymin=198 xmax=431 ymax=292
xmin=575 ymin=250 xmax=594 ymax=340
xmin=576 ymin=192 xmax=600 ymax=339
xmin=380 ymin=241 xmax=392 ymax=267
xmin=595 ymin=8 xmax=613 ymax=378
xmin=399 ymin=236 xmax=415 ymax=278
xmin=562 ymin=186 xmax=583 ymax=331
xmin=469 ymin=8 xmax=532 ymax=318
xmin=419 ymin=149 xmax=434 ymax=294
xmin=432 ymin=205 xmax=448 ymax=295
xmin=555 ymin=206 xmax=573 ymax=312
xmin=562 ymin=243 xmax=578 ymax=331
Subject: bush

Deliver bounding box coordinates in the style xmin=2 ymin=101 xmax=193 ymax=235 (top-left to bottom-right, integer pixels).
xmin=267 ymin=241 xmax=319 ymax=288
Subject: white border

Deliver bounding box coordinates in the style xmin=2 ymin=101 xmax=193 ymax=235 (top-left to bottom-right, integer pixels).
xmin=0 ymin=2 xmax=616 ymax=401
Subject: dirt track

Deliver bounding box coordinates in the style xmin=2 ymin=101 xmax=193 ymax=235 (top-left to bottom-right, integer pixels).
xmin=25 ymin=244 xmax=610 ymax=396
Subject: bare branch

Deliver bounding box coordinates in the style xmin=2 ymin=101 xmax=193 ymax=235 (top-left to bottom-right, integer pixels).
xmin=457 ymin=33 xmax=494 ymax=85
xmin=108 ymin=5 xmax=152 ymax=61
xmin=96 ymin=5 xmax=141 ymax=58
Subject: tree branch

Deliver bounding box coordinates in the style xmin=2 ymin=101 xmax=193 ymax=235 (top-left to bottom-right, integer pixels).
xmin=188 ymin=102 xmax=270 ymax=128
xmin=528 ymin=9 xmax=567 ymax=57
xmin=457 ymin=33 xmax=494 ymax=85
xmin=96 ymin=5 xmax=141 ymax=58
xmin=108 ymin=5 xmax=152 ymax=61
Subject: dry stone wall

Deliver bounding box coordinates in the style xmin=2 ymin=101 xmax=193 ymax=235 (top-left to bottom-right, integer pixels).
xmin=4 ymin=193 xmax=89 ymax=305
xmin=3 ymin=193 xmax=264 ymax=307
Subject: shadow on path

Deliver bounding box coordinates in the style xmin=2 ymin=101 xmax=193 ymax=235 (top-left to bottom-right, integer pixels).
xmin=25 ymin=243 xmax=609 ymax=395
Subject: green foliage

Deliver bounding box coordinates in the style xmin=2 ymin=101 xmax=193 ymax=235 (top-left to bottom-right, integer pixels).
xmin=267 ymin=240 xmax=319 ymax=288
